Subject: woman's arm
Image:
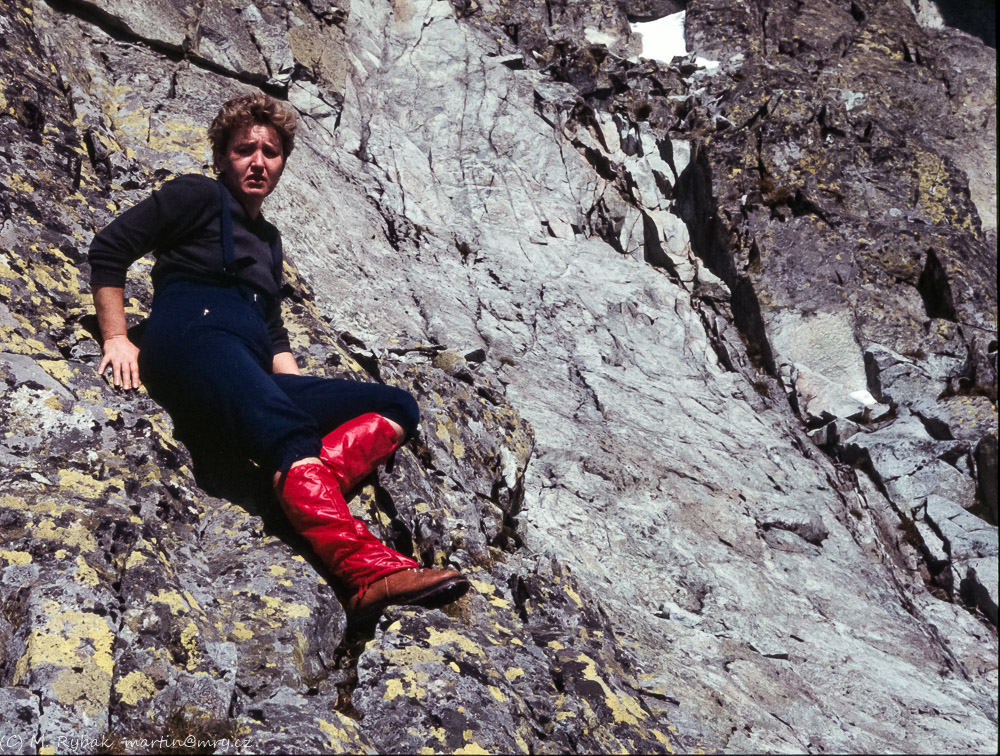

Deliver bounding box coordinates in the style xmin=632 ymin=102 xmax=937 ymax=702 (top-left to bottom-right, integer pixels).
xmin=272 ymin=351 xmax=301 ymax=376
xmin=89 ymin=176 xmax=218 ymax=390
xmin=94 ymin=285 xmax=141 ymax=389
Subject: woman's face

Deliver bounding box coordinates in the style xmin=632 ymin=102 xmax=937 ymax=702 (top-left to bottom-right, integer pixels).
xmin=216 ymin=123 xmax=285 ymax=214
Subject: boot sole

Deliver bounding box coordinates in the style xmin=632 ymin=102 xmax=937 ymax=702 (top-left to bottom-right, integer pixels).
xmin=405 ymin=575 xmax=471 ymax=608
xmin=350 ymin=575 xmax=471 ymax=623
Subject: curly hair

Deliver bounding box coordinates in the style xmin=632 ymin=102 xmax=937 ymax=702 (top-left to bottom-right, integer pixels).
xmin=208 ymin=92 xmax=297 ymax=167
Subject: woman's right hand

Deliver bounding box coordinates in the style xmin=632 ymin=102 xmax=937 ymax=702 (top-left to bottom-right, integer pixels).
xmin=99 ymin=335 xmax=141 ymax=390
xmin=93 ymin=285 xmax=141 ymax=390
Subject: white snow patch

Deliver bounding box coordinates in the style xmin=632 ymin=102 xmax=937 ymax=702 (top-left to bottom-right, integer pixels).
xmin=630 ymin=11 xmax=687 ymax=63
xmin=849 ymin=389 xmax=879 ymax=407
xmin=584 ymin=26 xmax=620 ymax=47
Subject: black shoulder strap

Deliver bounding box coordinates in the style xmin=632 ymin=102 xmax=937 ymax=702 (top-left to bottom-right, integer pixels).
xmin=218 ymin=179 xmax=236 ymax=276
xmin=218 ymin=179 xmax=283 ymax=285
xmin=270 ymin=229 xmax=283 ymax=284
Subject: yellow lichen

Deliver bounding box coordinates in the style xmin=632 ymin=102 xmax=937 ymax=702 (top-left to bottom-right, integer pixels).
xmin=58 ymin=468 xmax=117 ymax=499
xmin=260 ymin=594 xmax=310 ymax=619
xmin=425 ymin=627 xmax=485 ymax=657
xmin=32 ymin=518 xmax=97 ymax=553
xmin=74 ymin=554 xmax=99 ymax=586
xmin=7 ymin=173 xmax=35 ymax=193
xmin=182 ymin=590 xmax=202 ymax=613
xmin=382 ymin=668 xmax=428 ymax=701
xmin=0 ymin=550 xmax=32 ymax=565
xmin=454 ymin=736 xmax=490 ymax=755
xmin=180 ymin=622 xmax=201 ymax=671
xmin=488 ymin=685 xmax=507 ymax=703
xmin=576 ymin=652 xmax=647 ymax=725
xmin=383 ymin=678 xmax=406 ymax=700
xmin=488 ymin=595 xmax=512 ymax=609
xmin=651 ymin=728 xmax=676 ymax=753
xmin=13 ymin=600 xmax=115 ymax=715
xmin=51 ymin=663 xmax=112 ymax=716
xmin=116 ymin=670 xmax=158 ymax=706
xmin=316 ymin=717 xmax=360 ymax=749
xmin=434 ymin=418 xmax=466 ymax=458
xmin=150 ymin=589 xmax=191 ymax=615
xmin=124 ymin=550 xmax=146 ymax=569
xmin=387 ymin=645 xmax=444 ymax=665
xmin=564 ymin=585 xmax=583 ymax=608
xmin=37 ymin=359 xmax=76 ymax=387
xmin=230 ymin=621 xmax=253 ymax=641
xmin=148 ymin=126 xmax=210 ymax=163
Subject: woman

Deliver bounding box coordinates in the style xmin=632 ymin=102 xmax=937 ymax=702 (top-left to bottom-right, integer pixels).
xmin=89 ymin=92 xmax=468 ymax=620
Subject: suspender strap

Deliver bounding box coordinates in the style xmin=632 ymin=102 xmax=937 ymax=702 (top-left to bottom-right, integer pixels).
xmin=269 ymin=229 xmax=283 ymax=283
xmin=218 ymin=179 xmax=283 ymax=284
xmin=219 ymin=179 xmax=236 ymax=275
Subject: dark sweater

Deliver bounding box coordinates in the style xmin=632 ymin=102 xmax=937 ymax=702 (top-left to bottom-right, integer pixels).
xmin=88 ymin=173 xmax=291 ymax=355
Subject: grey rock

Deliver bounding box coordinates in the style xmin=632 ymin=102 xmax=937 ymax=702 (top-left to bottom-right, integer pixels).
xmin=0 ymin=0 xmax=996 ymax=753
xmin=922 ymin=495 xmax=998 ymax=560
xmin=769 ymin=310 xmax=884 ymax=425
xmin=904 ymin=0 xmax=996 ymax=48
xmin=0 ymin=353 xmax=76 ymax=401
xmin=235 ymin=689 xmax=375 ymax=754
xmin=960 ymin=558 xmax=999 ymax=626
xmin=241 ymin=2 xmax=296 ymax=86
xmin=197 ymin=0 xmax=270 ymax=79
xmin=973 ymin=434 xmax=998 ymax=525
xmin=625 ymin=1 xmax=685 ymax=22
xmin=0 ymin=688 xmax=40 ymax=756
xmin=86 ymin=0 xmax=191 ymax=49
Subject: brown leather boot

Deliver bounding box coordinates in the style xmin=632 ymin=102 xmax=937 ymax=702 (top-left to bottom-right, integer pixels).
xmin=347 ymin=567 xmax=470 ymax=620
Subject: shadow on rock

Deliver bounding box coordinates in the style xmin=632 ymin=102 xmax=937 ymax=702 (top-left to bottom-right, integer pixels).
xmin=930 ymin=0 xmax=996 ymax=47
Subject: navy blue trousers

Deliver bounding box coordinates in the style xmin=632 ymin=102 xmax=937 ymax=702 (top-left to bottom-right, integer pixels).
xmin=137 ymin=279 xmax=419 ymax=474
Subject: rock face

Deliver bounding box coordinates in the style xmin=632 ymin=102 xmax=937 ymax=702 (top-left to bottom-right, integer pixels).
xmin=0 ymin=0 xmax=996 ymax=753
